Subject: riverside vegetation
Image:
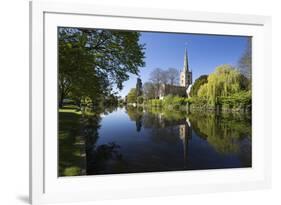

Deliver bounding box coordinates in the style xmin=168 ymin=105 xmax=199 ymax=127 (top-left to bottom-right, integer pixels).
xmin=126 ymin=64 xmax=251 ymax=113
xmin=58 ymin=27 xmax=252 ymax=176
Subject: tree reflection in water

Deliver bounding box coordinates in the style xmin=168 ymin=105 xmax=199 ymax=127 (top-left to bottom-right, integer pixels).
xmin=126 ymin=106 xmax=144 ymax=132
xmin=126 ymin=106 xmax=251 ymax=169
xmin=59 ymin=106 xmax=252 ymax=176
xmin=59 ymin=107 xmax=125 ymax=176
xmin=189 ymin=112 xmax=252 ymax=167
xmin=126 ymin=106 xmax=193 ymax=168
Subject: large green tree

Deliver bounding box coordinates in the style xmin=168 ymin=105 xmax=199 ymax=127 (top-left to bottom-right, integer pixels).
xmin=58 ymin=27 xmax=145 ymax=107
xmin=189 ymin=75 xmax=208 ymax=97
xmin=197 ymin=64 xmax=249 ymax=105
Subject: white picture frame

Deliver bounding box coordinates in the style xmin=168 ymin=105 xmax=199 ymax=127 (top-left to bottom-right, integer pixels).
xmin=30 ymin=0 xmax=272 ymax=204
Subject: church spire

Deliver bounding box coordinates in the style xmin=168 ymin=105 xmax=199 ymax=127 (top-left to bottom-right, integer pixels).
xmin=184 ymin=48 xmax=189 ymax=72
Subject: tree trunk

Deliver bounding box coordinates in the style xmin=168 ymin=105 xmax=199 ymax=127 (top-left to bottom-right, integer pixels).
xmin=59 ymin=92 xmax=64 ymax=108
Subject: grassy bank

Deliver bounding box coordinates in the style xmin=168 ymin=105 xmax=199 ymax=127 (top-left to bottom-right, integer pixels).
xmin=59 ymin=106 xmax=85 ymax=176
xmin=141 ymin=92 xmax=251 ymax=113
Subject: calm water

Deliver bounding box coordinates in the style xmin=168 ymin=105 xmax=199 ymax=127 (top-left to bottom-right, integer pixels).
xmin=59 ymin=106 xmax=252 ymax=176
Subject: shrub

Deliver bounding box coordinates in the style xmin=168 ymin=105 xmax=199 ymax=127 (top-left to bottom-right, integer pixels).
xmin=218 ymin=90 xmax=251 ymax=110
xmin=149 ymin=99 xmax=163 ymax=107
xmin=162 ymin=95 xmax=188 ymax=110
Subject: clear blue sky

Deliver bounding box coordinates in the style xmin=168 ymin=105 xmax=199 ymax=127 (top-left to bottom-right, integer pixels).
xmin=116 ymin=32 xmax=249 ymax=97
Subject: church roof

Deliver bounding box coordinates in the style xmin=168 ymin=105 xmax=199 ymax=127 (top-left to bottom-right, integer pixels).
xmin=183 ymin=48 xmax=189 ymax=72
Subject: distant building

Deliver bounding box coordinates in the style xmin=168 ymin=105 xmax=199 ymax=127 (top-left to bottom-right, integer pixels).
xmin=180 ymin=48 xmax=192 ymax=88
xmin=158 ymin=84 xmax=186 ymax=99
xmin=159 ymin=48 xmax=193 ymax=99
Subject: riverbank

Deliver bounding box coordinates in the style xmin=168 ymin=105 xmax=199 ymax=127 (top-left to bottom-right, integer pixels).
xmin=128 ymin=93 xmax=251 ymax=113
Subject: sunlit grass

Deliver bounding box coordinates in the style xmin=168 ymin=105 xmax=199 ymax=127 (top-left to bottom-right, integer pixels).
xmin=63 ymin=166 xmax=81 ymax=176
xmin=59 ymin=108 xmax=82 ymax=115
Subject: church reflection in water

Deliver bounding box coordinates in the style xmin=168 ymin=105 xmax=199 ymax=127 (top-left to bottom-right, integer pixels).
xmin=179 ymin=118 xmax=192 ymax=168
xmin=59 ymin=106 xmax=252 ymax=176
xmin=132 ymin=107 xmax=194 ymax=168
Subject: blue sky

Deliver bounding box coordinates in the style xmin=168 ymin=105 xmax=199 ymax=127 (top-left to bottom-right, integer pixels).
xmin=117 ymin=32 xmax=249 ymax=97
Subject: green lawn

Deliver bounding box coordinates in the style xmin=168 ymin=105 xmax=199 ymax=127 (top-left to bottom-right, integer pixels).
xmin=58 ymin=109 xmax=85 ymax=176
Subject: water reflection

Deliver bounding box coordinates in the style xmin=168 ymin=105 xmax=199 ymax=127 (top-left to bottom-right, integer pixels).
xmin=59 ymin=106 xmax=251 ymax=176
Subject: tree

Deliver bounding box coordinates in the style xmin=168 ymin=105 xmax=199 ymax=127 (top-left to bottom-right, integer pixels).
xmin=136 ymin=78 xmax=143 ymax=97
xmin=149 ymin=68 xmax=163 ymax=84
xmin=189 ymin=113 xmax=251 ymax=155
xmin=166 ymin=67 xmax=179 ymax=85
xmin=149 ymin=68 xmax=168 ymax=97
xmin=126 ymin=106 xmax=143 ymax=132
xmin=58 ymin=27 xmax=145 ymax=107
xmin=160 ymin=70 xmax=168 ymax=84
xmin=143 ymin=82 xmax=156 ymax=99
xmin=238 ymin=38 xmax=252 ymax=80
xmin=197 ymin=64 xmax=249 ymax=105
xmin=190 ymin=75 xmax=208 ymax=97
xmin=127 ymin=88 xmax=137 ymax=103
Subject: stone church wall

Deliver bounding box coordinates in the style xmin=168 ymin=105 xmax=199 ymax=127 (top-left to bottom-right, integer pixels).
xmin=159 ymin=84 xmax=187 ymax=99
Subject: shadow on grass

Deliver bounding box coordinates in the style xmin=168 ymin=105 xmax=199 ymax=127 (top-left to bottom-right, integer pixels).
xmin=59 ymin=107 xmax=126 ymax=176
xmin=59 ymin=111 xmax=86 ymax=176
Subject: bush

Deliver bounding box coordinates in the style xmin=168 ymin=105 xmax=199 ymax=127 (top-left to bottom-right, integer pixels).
xmin=149 ymin=99 xmax=163 ymax=107
xmin=162 ymin=95 xmax=188 ymax=110
xmin=218 ymin=90 xmax=251 ymax=110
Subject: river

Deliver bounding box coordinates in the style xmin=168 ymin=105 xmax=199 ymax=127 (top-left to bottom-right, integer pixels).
xmin=59 ymin=106 xmax=252 ymax=176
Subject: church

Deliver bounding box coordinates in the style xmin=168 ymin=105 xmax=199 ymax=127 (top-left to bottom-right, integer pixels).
xmin=158 ymin=49 xmax=193 ymax=99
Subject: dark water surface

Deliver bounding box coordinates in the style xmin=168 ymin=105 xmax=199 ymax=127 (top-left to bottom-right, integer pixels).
xmin=59 ymin=106 xmax=252 ymax=176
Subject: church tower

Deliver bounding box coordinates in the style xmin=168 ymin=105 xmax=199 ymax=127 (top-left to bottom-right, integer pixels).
xmin=180 ymin=48 xmax=192 ymax=87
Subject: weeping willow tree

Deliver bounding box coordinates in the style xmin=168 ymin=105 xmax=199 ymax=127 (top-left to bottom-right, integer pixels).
xmin=198 ymin=64 xmax=249 ymax=105
xmin=189 ymin=113 xmax=251 ymax=155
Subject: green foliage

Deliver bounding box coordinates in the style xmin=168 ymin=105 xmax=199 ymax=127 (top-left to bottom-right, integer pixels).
xmin=146 ymin=107 xmax=187 ymax=122
xmin=162 ymin=95 xmax=187 ymax=109
xmin=188 ymin=96 xmax=207 ymax=105
xmin=59 ymin=111 xmax=85 ymax=176
xmin=189 ymin=113 xmax=251 ymax=154
xmin=190 ymin=75 xmax=208 ymax=97
xmin=127 ymin=88 xmax=137 ymax=103
xmin=148 ymin=99 xmax=163 ymax=107
xmin=219 ymin=90 xmax=251 ymax=111
xmin=145 ymin=95 xmax=188 ymax=110
xmin=126 ymin=105 xmax=143 ymax=122
xmin=197 ymin=64 xmax=250 ymax=105
xmin=63 ymin=167 xmax=81 ymax=176
xmin=58 ymin=27 xmax=145 ymax=107
xmin=197 ymin=83 xmax=208 ymax=97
